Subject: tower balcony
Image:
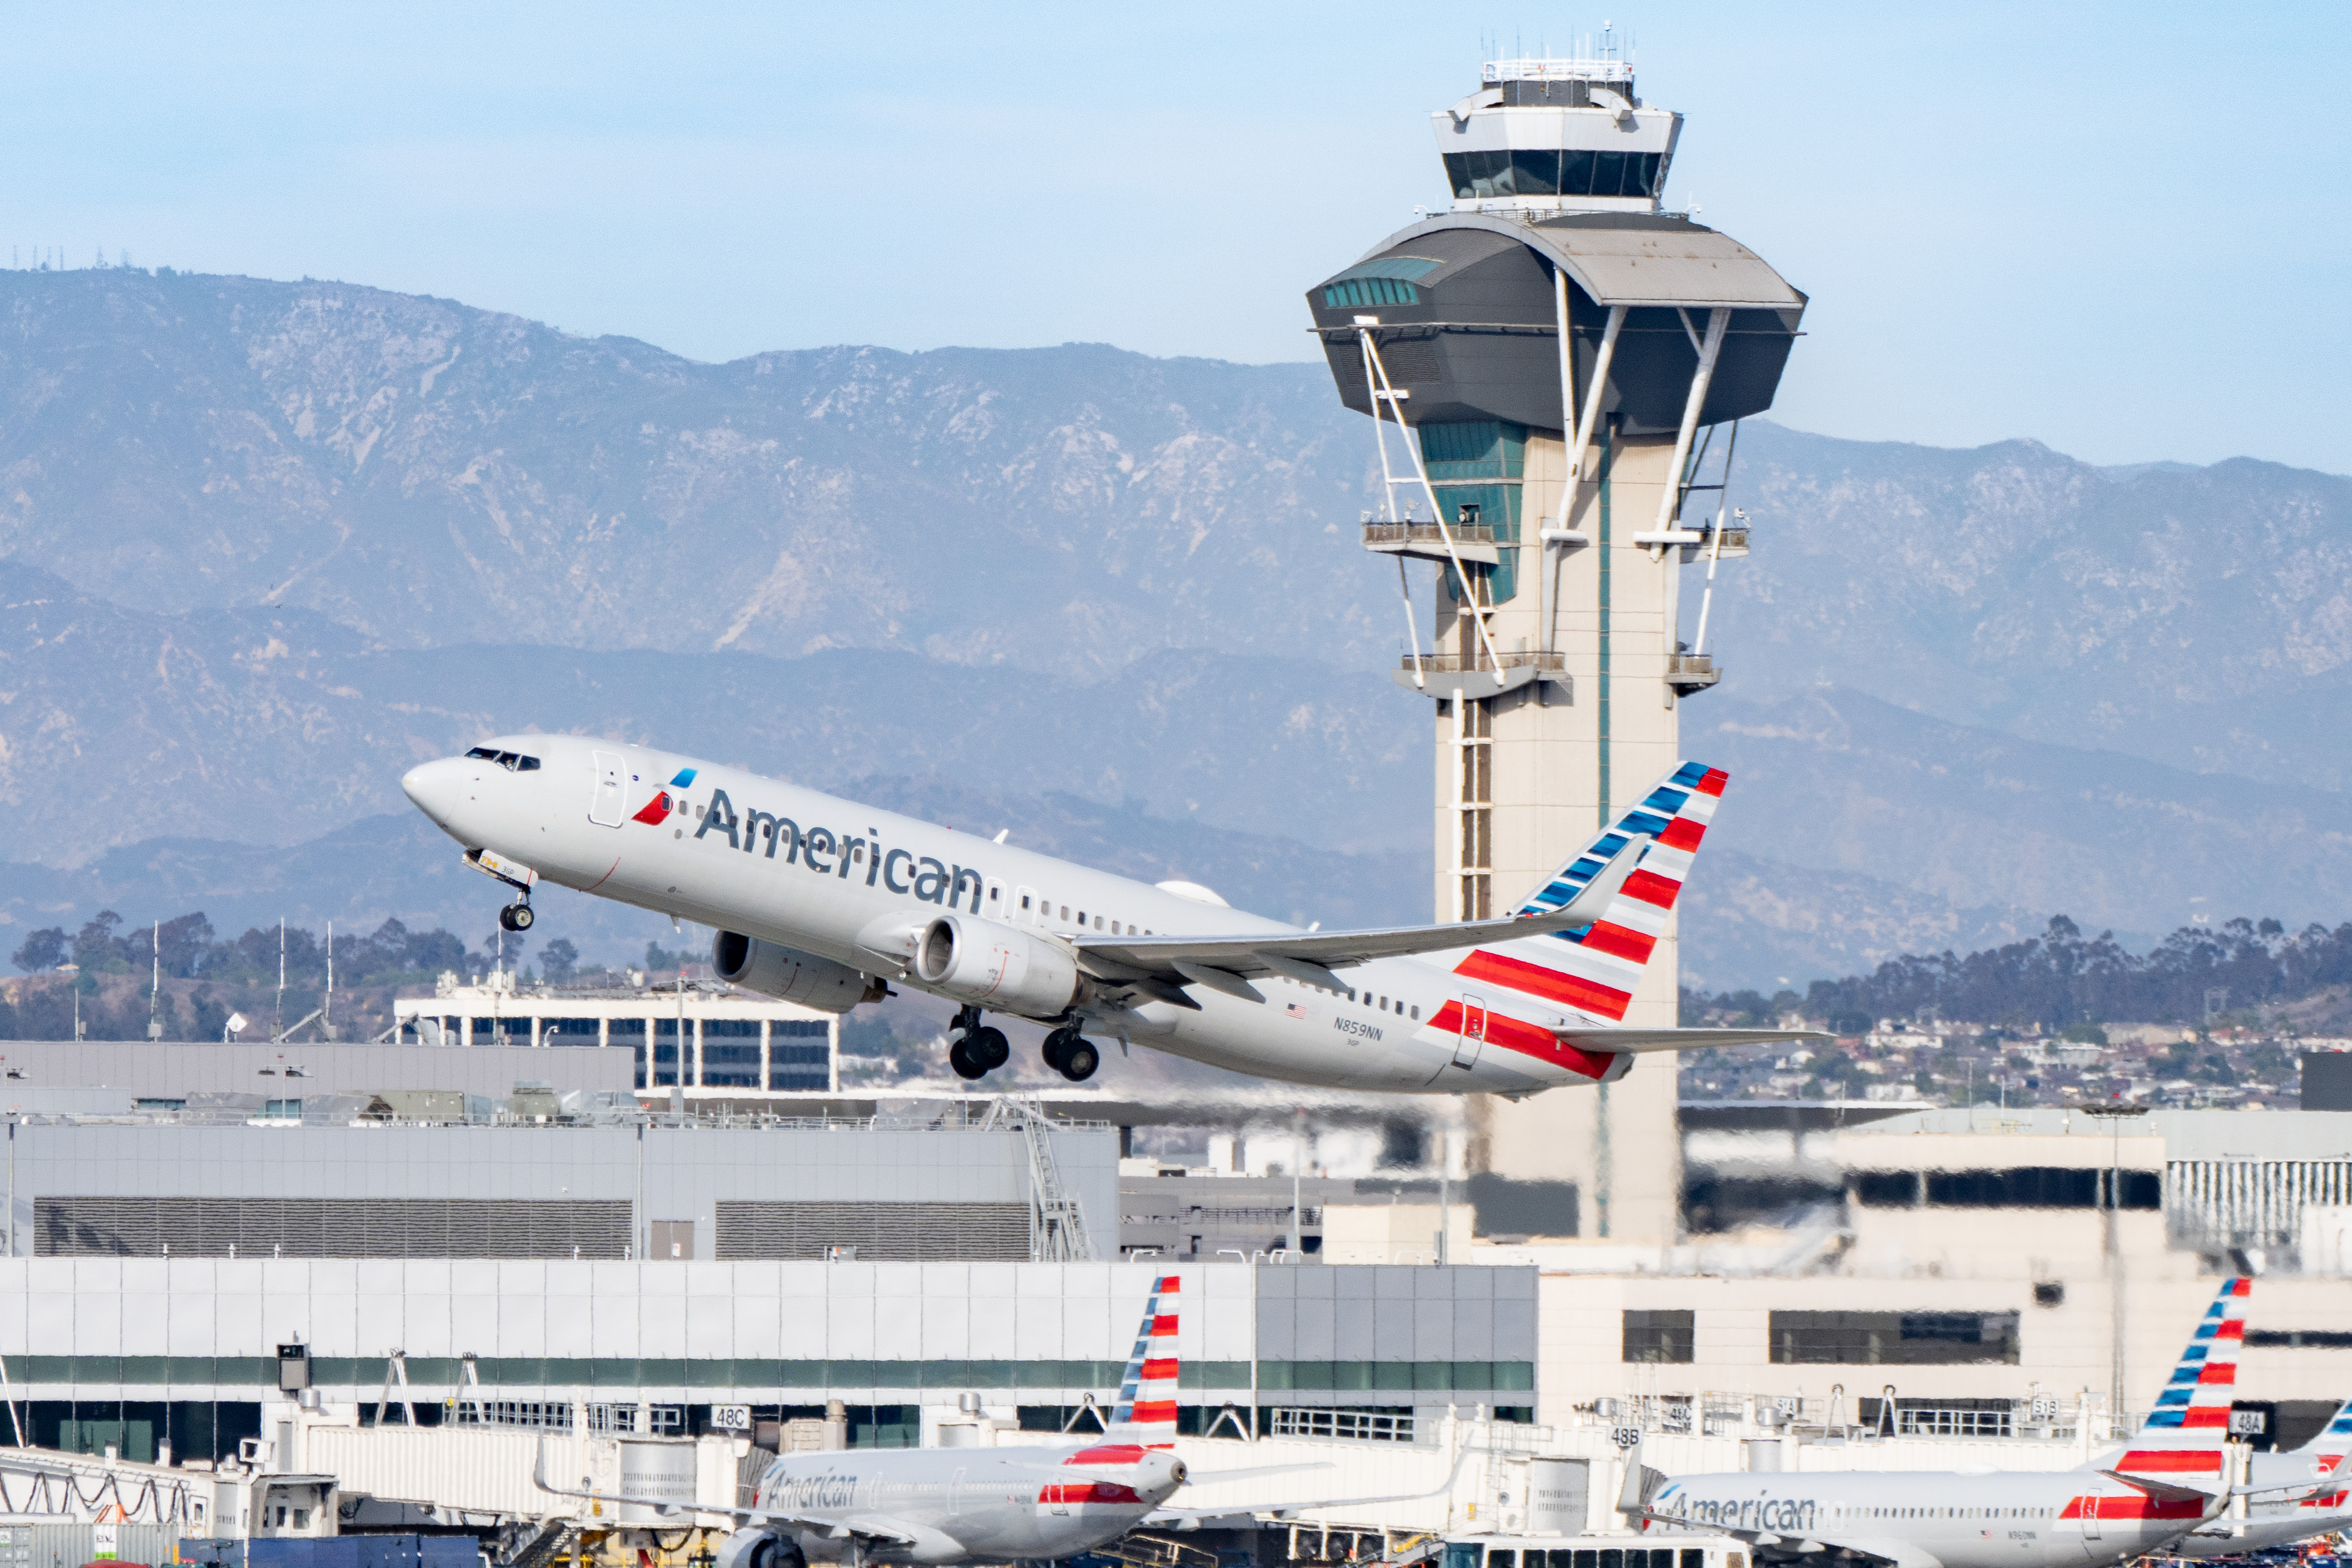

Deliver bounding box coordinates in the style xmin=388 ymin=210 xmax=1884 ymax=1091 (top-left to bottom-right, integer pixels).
xmin=1392 ymin=650 xmax=1568 ymax=700
xmin=1363 ymin=520 xmax=1501 ymax=565
xmin=1666 ymin=652 xmax=1722 ymax=695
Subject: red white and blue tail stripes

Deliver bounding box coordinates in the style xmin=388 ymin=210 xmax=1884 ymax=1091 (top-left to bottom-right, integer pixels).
xmin=1106 ymin=1273 xmax=1180 ymax=1449
xmin=2298 ymin=1398 xmax=2352 ymax=1452
xmin=2142 ymin=1277 xmax=2248 ymax=1433
xmin=1447 ymin=761 xmax=1726 ymax=1046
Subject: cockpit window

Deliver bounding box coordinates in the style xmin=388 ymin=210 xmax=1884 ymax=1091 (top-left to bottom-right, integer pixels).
xmin=465 ymin=747 xmax=499 ymax=760
xmin=517 ymin=756 xmax=541 ymax=771
xmin=469 ymin=748 xmax=542 ymax=772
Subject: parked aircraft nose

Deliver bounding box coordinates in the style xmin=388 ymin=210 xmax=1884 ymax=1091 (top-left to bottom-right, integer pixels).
xmin=401 ymin=757 xmax=470 ymax=830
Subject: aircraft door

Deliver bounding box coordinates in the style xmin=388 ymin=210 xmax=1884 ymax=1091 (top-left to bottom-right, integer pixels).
xmin=1014 ymin=886 xmax=1041 ymax=926
xmin=949 ymin=1466 xmax=966 ymax=1517
xmin=1453 ymin=995 xmax=1487 ymax=1068
xmin=589 ymin=750 xmax=627 ymax=827
xmin=985 ymin=879 xmax=1007 ymax=923
xmin=2080 ymin=1495 xmax=2102 ymax=1541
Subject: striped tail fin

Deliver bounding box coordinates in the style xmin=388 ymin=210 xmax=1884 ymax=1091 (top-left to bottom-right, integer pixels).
xmin=2295 ymin=1399 xmax=2352 ymax=1453
xmin=2139 ymin=1276 xmax=2249 ymax=1435
xmin=1105 ymin=1273 xmax=1180 ymax=1449
xmin=1451 ymin=761 xmax=1727 ymax=1028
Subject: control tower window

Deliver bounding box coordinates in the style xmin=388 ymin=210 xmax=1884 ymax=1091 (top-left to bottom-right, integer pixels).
xmin=1325 ymin=277 xmax=1419 ymax=309
xmin=1445 ymin=150 xmax=1664 ymax=201
xmin=1322 ymin=256 xmax=1440 ymax=310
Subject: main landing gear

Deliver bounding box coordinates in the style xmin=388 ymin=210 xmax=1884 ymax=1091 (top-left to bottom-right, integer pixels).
xmin=1041 ymin=1026 xmax=1099 ymax=1083
xmin=947 ymin=1005 xmax=1011 ymax=1081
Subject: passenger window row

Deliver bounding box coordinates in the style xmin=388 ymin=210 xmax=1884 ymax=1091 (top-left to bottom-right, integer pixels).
xmin=1271 ymin=974 xmax=1421 ymax=1022
xmin=1014 ymin=892 xmax=1154 ymax=937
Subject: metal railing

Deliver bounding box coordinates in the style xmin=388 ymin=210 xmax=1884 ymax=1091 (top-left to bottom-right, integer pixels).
xmin=981 ymin=1096 xmax=1096 ymax=1261
xmin=1363 ymin=521 xmax=1499 ymax=550
xmin=1394 ymin=651 xmax=1565 ymax=675
xmin=1266 ymin=1408 xmax=1416 ymax=1444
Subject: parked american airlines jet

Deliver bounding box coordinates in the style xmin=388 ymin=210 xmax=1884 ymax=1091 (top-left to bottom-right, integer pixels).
xmin=1621 ymin=1279 xmax=2348 ymax=1568
xmin=2094 ymin=1279 xmax=2352 ymax=1558
xmin=538 ymin=1274 xmax=1186 ymax=1566
xmin=537 ymin=1274 xmax=1451 ymax=1565
xmin=402 ymin=737 xmax=1808 ymax=1089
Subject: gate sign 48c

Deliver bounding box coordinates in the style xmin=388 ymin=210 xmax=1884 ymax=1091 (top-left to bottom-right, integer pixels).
xmin=712 ymin=1405 xmax=754 ymax=1433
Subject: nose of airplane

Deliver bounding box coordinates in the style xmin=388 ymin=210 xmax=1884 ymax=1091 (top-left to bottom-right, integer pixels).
xmin=401 ymin=757 xmax=469 ymax=829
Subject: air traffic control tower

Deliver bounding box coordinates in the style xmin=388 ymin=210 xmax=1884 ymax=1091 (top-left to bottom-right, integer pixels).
xmin=1305 ymin=50 xmax=1806 ymax=1244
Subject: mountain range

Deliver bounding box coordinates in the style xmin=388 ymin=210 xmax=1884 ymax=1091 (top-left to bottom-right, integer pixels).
xmin=0 ymin=267 xmax=2344 ymax=992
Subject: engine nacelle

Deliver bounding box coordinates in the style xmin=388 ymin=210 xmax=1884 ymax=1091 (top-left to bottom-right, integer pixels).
xmin=712 ymin=931 xmax=883 ymax=1013
xmin=913 ymin=914 xmax=1080 ymax=1017
xmin=715 ymin=1529 xmax=798 ymax=1568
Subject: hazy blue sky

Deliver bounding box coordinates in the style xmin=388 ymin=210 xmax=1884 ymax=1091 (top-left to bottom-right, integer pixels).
xmin=2 ymin=1 xmax=2345 ymax=470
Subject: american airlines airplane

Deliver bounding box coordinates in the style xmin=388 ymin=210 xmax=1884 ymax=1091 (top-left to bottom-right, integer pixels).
xmin=401 ymin=736 xmax=1810 ymax=1089
xmin=1621 ymin=1279 xmax=2348 ymax=1568
xmin=2092 ymin=1278 xmax=2352 ymax=1558
xmin=536 ymin=1274 xmax=1447 ymax=1566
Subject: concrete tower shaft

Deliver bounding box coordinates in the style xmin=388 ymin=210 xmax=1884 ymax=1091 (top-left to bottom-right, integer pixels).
xmin=1304 ymin=64 xmax=1807 ymax=1244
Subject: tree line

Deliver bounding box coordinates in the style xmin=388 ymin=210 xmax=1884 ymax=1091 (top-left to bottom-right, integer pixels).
xmin=8 ymin=910 xmax=580 ymax=987
xmin=1690 ymin=915 xmax=2352 ymax=1033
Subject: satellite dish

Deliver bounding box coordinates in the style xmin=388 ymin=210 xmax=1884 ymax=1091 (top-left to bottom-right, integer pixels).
xmin=226 ymin=1013 xmax=249 ymax=1036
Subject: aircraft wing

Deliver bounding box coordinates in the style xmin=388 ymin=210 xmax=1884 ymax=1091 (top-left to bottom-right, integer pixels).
xmin=530 ymin=1449 xmax=916 ymax=1543
xmin=1075 ymin=837 xmax=1654 ymax=997
xmin=1144 ymin=1445 xmax=1470 ymax=1528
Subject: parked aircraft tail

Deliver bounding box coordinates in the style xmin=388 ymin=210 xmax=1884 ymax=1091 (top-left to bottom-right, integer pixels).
xmin=1451 ymin=761 xmax=1727 ymax=1026
xmin=2140 ymin=1276 xmax=2250 ymax=1436
xmin=2294 ymin=1400 xmax=2352 ymax=1453
xmin=1105 ymin=1273 xmax=1180 ymax=1449
xmin=2101 ymin=1277 xmax=2250 ymax=1478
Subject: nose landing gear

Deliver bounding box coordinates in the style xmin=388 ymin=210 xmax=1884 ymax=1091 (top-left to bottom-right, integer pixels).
xmin=946 ymin=1005 xmax=1011 ymax=1081
xmin=498 ymin=901 xmax=535 ymax=932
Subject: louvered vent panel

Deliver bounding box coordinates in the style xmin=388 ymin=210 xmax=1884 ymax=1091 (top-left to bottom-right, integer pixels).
xmin=713 ymin=1201 xmax=1028 ymax=1260
xmin=36 ymin=1198 xmax=632 ymax=1258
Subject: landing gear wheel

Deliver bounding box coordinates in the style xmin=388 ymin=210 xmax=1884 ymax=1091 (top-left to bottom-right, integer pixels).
xmin=499 ymin=902 xmax=535 ymax=932
xmin=1058 ymin=1038 xmax=1100 ymax=1082
xmin=968 ymin=1026 xmax=1010 ymax=1070
xmin=1041 ymin=1028 xmax=1074 ymax=1074
xmin=949 ymin=1038 xmax=987 ymax=1081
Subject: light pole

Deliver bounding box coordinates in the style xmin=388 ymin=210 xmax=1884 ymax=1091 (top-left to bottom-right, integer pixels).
xmin=2083 ymin=1102 xmax=2150 ymax=1431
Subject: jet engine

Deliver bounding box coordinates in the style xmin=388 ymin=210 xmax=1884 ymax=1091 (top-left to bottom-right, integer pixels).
xmin=712 ymin=931 xmax=885 ymax=1012
xmin=913 ymin=915 xmax=1080 ymax=1017
xmin=715 ymin=1529 xmax=800 ymax=1568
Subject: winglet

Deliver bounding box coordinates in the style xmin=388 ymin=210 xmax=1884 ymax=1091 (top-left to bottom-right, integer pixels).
xmin=1615 ymin=1437 xmax=1650 ymax=1515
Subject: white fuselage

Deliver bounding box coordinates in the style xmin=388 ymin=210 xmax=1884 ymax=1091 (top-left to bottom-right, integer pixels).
xmin=1647 ymin=1470 xmax=2209 ymax=1568
xmin=749 ymin=1441 xmax=1183 ymax=1564
xmin=403 ymin=734 xmax=1610 ymax=1095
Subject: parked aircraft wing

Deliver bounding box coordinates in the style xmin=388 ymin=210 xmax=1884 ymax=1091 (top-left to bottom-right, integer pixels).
xmin=529 ymin=1447 xmax=917 ymax=1544
xmin=1076 ymin=837 xmax=1652 ymax=982
xmin=2233 ymin=1451 xmax=2352 ymax=1499
xmin=1143 ymin=1444 xmax=1472 ymax=1529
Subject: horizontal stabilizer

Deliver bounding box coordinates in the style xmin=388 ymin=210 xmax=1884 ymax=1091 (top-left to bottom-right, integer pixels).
xmin=1559 ymin=1027 xmax=1827 ymax=1057
xmin=2100 ymin=1470 xmax=2215 ymax=1505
